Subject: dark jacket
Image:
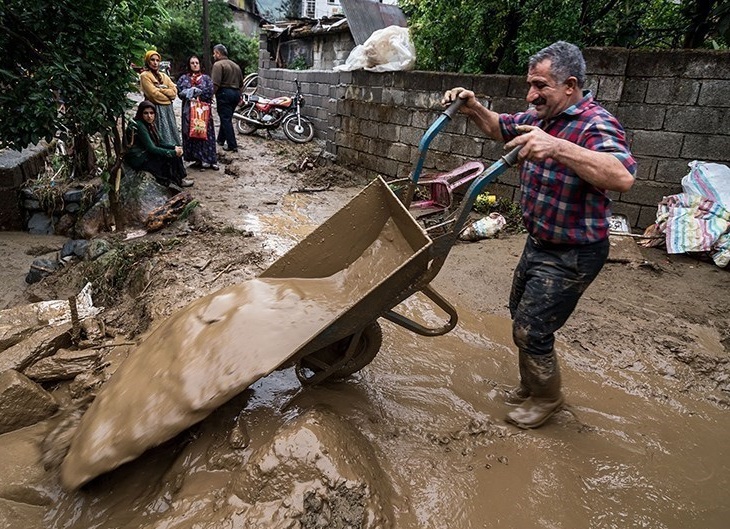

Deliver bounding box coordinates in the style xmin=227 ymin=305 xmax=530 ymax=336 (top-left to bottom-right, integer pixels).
xmin=124 ymin=119 xmax=176 ymax=169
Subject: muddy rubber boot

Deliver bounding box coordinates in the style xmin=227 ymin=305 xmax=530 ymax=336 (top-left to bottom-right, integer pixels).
xmin=504 ymin=350 xmax=531 ymax=405
xmin=505 ymin=352 xmax=564 ymax=429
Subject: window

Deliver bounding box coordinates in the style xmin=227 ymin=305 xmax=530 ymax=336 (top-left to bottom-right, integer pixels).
xmin=304 ymin=0 xmax=315 ymax=18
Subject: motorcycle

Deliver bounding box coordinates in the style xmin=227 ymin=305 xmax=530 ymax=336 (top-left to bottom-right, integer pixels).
xmin=234 ymin=78 xmax=315 ymax=144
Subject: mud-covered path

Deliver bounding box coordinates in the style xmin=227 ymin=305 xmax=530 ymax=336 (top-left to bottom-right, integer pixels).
xmin=1 ymin=133 xmax=729 ymax=529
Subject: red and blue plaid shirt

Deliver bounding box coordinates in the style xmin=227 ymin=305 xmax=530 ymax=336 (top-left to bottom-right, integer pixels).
xmin=499 ymin=91 xmax=636 ymax=244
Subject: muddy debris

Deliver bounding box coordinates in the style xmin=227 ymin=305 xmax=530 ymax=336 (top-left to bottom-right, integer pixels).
xmin=1 ymin=133 xmax=729 ymax=528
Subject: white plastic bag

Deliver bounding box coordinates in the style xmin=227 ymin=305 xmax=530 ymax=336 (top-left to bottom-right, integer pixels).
xmin=681 ymin=161 xmax=730 ymax=210
xmin=459 ymin=213 xmax=507 ymax=241
xmin=334 ymin=25 xmax=415 ymax=72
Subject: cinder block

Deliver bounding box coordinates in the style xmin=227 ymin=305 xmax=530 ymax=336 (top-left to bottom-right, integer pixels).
xmin=633 ymin=156 xmax=657 ymax=181
xmin=585 ymin=47 xmax=630 ymax=75
xmin=621 ymin=79 xmax=647 ymax=103
xmin=681 ymin=135 xmax=730 ymax=161
xmin=655 ymin=159 xmax=693 ymax=184
xmin=646 ymin=79 xmax=700 ymax=105
xmin=631 ymin=130 xmax=684 ymax=157
xmin=596 ymin=76 xmax=624 ymax=102
xmin=472 ymin=75 xmax=511 ymax=98
xmin=664 ymin=107 xmax=727 ymax=134
xmin=698 ymin=80 xmax=730 ymax=107
xmin=610 ymin=201 xmax=642 ymax=228
xmin=637 ymin=205 xmax=660 ymax=228
xmin=621 ymin=180 xmax=681 ymax=205
xmin=616 ymin=104 xmax=666 ymax=130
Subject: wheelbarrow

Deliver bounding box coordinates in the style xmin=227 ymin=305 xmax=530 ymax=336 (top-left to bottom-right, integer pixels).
xmin=266 ymin=99 xmax=521 ymax=385
xmin=59 ymin=99 xmax=520 ymax=489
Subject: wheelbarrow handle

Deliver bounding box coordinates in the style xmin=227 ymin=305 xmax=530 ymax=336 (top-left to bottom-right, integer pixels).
xmin=442 ymin=97 xmax=466 ymax=120
xmin=383 ymin=284 xmax=458 ymax=337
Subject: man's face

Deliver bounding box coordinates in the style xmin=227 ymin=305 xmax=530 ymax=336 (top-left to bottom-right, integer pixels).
xmin=212 ymin=49 xmax=221 ymax=61
xmin=525 ymin=59 xmax=577 ymax=120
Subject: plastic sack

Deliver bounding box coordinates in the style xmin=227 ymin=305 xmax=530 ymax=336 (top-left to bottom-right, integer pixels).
xmin=189 ymin=99 xmax=210 ymax=140
xmin=681 ymin=161 xmax=730 ymax=210
xmin=459 ymin=213 xmax=507 ymax=241
xmin=334 ymin=25 xmax=415 ymax=72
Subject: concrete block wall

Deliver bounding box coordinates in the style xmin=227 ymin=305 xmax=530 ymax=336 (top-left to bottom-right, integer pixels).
xmin=258 ymin=45 xmax=730 ymax=229
xmin=0 ymin=143 xmax=53 ymax=230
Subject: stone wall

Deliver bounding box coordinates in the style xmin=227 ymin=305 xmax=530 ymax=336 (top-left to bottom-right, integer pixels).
xmin=258 ymin=47 xmax=729 ymax=229
xmin=0 ymin=143 xmax=53 ymax=231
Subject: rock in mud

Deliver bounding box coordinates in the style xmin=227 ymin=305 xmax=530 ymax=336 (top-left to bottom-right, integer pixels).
xmin=231 ymin=406 xmax=394 ymax=529
xmin=0 ymin=370 xmax=58 ymax=435
xmin=0 ymin=323 xmax=73 ymax=373
xmin=25 ymin=257 xmax=59 ymax=284
xmin=24 ymin=348 xmax=100 ymax=383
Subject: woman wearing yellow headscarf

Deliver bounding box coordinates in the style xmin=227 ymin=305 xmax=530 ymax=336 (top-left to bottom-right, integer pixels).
xmin=139 ymin=50 xmax=181 ymax=146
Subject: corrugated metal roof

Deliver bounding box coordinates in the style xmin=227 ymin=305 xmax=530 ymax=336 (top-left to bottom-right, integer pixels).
xmin=339 ymin=0 xmax=407 ymax=45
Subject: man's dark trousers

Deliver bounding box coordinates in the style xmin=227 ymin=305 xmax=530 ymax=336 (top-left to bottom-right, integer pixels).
xmin=216 ymin=87 xmax=240 ymax=151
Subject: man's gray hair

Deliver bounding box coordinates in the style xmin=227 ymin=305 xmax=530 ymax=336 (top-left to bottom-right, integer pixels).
xmin=529 ymin=41 xmax=586 ymax=88
xmin=213 ymin=44 xmax=228 ymax=57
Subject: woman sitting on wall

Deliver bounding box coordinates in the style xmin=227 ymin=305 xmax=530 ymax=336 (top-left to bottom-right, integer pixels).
xmin=125 ymin=100 xmax=193 ymax=190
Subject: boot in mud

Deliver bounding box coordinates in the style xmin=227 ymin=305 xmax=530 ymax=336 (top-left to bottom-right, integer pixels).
xmin=506 ymin=352 xmax=564 ymax=429
xmin=504 ymin=350 xmax=531 ymax=405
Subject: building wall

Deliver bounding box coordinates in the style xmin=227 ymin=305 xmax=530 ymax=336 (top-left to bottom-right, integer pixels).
xmin=257 ymin=46 xmax=730 ymax=229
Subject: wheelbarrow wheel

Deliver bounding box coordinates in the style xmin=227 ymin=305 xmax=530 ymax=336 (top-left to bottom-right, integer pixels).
xmin=296 ymin=322 xmax=382 ymax=385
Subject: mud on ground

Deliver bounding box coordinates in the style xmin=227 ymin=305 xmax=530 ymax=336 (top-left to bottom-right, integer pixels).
xmin=1 ymin=132 xmax=729 ymax=529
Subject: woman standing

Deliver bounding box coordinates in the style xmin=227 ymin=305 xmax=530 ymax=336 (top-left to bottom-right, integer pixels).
xmin=176 ymin=55 xmax=218 ymax=170
xmin=125 ymin=100 xmax=193 ymax=190
xmin=139 ymin=50 xmax=181 ymax=146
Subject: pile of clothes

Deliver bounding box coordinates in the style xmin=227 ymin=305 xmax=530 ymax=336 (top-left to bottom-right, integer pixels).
xmin=642 ymin=161 xmax=730 ymax=267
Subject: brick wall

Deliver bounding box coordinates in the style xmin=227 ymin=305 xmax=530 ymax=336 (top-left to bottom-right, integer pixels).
xmin=258 ymin=46 xmax=729 ymax=229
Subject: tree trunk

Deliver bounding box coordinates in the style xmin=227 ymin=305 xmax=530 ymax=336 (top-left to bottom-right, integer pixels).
xmin=683 ymin=0 xmax=716 ymax=48
xmin=72 ymin=134 xmax=96 ymax=179
xmin=107 ymin=119 xmax=126 ymax=231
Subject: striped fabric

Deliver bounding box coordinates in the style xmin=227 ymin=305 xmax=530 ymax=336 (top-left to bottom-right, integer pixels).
xmin=500 ymin=92 xmax=636 ymax=244
xmin=657 ymin=161 xmax=730 ymax=267
xmin=659 ymin=194 xmax=730 ymax=266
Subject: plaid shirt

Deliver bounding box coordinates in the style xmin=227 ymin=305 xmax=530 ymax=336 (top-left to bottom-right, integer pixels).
xmin=499 ymin=91 xmax=636 ymax=244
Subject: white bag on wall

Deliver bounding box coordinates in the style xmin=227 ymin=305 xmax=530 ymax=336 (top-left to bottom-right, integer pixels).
xmin=334 ymin=25 xmax=416 ymax=72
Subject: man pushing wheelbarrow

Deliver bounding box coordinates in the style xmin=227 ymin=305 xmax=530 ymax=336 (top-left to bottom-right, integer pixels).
xmin=442 ymin=41 xmax=635 ymax=429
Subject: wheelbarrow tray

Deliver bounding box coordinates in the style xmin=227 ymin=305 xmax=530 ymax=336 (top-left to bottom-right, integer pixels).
xmin=261 ymin=176 xmax=433 ymax=360
xmin=60 ymin=177 xmax=433 ymax=489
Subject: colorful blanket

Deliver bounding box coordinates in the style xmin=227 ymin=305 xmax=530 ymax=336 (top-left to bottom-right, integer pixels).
xmin=654 ymin=162 xmax=730 ymax=267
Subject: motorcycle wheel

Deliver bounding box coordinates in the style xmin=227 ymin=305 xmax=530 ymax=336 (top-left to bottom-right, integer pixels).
xmin=236 ymin=104 xmax=260 ymax=135
xmin=296 ymin=322 xmax=382 ymax=384
xmin=282 ymin=114 xmax=314 ymax=143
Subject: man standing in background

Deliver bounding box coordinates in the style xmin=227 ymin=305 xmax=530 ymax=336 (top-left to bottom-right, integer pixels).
xmin=211 ymin=44 xmax=244 ymax=153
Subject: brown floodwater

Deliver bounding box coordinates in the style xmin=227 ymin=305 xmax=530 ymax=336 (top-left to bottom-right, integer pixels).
xmin=37 ymin=296 xmax=730 ymax=528
xmin=3 ymin=193 xmax=728 ymax=528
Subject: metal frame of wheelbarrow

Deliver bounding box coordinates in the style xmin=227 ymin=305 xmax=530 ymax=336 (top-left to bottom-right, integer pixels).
xmin=410 ymin=160 xmax=485 ymax=214
xmin=265 ymin=99 xmax=521 ymax=385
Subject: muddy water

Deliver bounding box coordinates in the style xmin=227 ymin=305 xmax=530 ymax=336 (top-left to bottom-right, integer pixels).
xmin=23 ymin=193 xmax=729 ymax=528
xmin=60 ymin=217 xmax=417 ymax=489
xmin=43 ymin=293 xmax=730 ymax=528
